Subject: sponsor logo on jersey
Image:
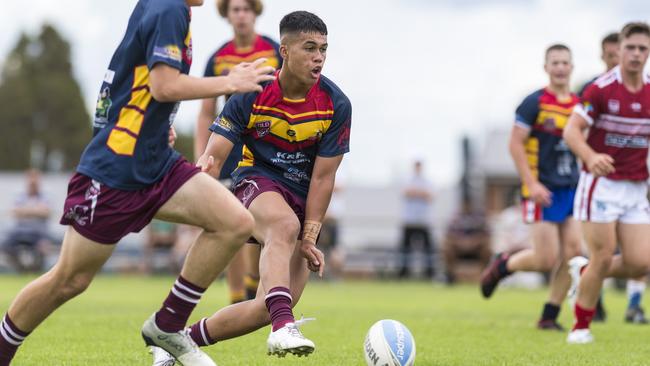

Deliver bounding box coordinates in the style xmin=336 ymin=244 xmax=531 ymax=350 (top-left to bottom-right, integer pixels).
xmin=631 ymin=102 xmax=642 ymax=112
xmin=608 ymin=99 xmax=620 ymax=114
xmin=153 ymin=45 xmax=182 ymax=63
xmin=94 ymin=87 xmax=112 ymax=128
xmin=215 ymin=117 xmax=233 ymax=131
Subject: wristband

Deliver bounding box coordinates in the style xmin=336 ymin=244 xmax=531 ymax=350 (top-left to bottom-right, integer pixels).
xmin=302 ymin=220 xmax=322 ymax=244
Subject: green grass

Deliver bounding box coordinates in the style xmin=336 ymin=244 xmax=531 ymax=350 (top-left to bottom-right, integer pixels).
xmin=2 ymin=275 xmax=650 ymax=365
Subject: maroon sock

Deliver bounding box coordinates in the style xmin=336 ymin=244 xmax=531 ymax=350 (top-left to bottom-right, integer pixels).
xmin=573 ymin=303 xmax=595 ymax=331
xmin=189 ymin=318 xmax=216 ymax=347
xmin=0 ymin=314 xmax=30 ymax=366
xmin=265 ymin=287 xmax=294 ymax=332
xmin=155 ymin=276 xmax=206 ymax=333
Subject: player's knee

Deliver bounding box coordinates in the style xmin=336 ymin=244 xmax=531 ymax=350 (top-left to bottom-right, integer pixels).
xmin=270 ymin=216 xmax=301 ymax=243
xmin=233 ymin=209 xmax=255 ymax=240
xmin=52 ymin=271 xmax=94 ymax=301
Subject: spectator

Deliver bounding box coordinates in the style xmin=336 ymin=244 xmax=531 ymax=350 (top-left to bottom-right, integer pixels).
xmin=398 ymin=160 xmax=435 ymax=279
xmin=2 ymin=169 xmax=52 ymax=272
xmin=319 ymin=182 xmax=346 ymax=280
xmin=443 ymin=198 xmax=491 ymax=284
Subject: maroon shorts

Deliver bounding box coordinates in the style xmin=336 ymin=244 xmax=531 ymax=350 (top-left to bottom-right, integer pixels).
xmin=60 ymin=158 xmax=200 ymax=244
xmin=233 ymin=176 xmax=306 ymax=243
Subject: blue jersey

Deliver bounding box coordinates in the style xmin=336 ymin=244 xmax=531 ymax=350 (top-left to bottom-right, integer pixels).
xmin=210 ymin=75 xmax=351 ymax=198
xmin=77 ymin=0 xmax=192 ymax=190
xmin=203 ymin=35 xmax=282 ymax=180
xmin=515 ymin=88 xmax=580 ymax=196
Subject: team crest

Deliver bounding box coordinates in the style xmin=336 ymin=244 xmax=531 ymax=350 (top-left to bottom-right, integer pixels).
xmin=608 ymin=99 xmax=620 ymax=114
xmin=255 ymin=120 xmax=271 ymax=137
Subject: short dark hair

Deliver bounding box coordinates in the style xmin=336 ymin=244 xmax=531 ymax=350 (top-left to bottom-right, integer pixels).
xmin=545 ymin=43 xmax=571 ymax=60
xmin=621 ymin=22 xmax=650 ymax=40
xmin=279 ymin=11 xmax=328 ymax=37
xmin=601 ymin=32 xmax=619 ymax=49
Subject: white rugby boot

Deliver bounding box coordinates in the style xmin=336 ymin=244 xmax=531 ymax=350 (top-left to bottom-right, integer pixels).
xmin=141 ymin=314 xmax=216 ymax=366
xmin=150 ymin=346 xmax=176 ymax=366
xmin=567 ymin=328 xmax=594 ymax=344
xmin=567 ymin=256 xmax=589 ymax=308
xmin=267 ymin=317 xmax=316 ymax=357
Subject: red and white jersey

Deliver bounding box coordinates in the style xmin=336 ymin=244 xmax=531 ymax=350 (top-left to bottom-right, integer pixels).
xmin=573 ymin=66 xmax=650 ymax=181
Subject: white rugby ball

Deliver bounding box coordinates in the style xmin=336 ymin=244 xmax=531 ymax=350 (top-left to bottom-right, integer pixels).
xmin=363 ymin=319 xmax=416 ymax=366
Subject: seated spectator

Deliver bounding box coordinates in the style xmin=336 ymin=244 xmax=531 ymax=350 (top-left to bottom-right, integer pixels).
xmin=2 ymin=169 xmax=52 ymax=272
xmin=443 ymin=199 xmax=491 ymax=284
xmin=141 ymin=219 xmax=179 ymax=274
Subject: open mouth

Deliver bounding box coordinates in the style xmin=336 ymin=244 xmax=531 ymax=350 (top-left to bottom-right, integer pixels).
xmin=311 ymin=67 xmax=322 ymax=78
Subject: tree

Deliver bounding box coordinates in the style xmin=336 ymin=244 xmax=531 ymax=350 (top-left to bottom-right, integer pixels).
xmin=0 ymin=24 xmax=90 ymax=171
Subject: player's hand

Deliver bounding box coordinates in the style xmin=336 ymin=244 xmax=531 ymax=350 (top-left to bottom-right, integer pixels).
xmin=227 ymin=58 xmax=276 ymax=94
xmin=587 ymin=153 xmax=615 ymax=177
xmin=300 ymin=241 xmax=325 ymax=277
xmin=168 ymin=126 xmax=177 ymax=147
xmin=196 ymin=154 xmax=214 ymax=173
xmin=529 ymin=181 xmax=552 ymax=207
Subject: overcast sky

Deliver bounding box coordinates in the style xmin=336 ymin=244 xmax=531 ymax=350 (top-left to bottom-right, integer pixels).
xmin=1 ymin=0 xmax=648 ymax=186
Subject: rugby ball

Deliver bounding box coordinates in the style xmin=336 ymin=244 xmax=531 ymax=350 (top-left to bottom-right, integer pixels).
xmin=363 ymin=319 xmax=416 ymax=366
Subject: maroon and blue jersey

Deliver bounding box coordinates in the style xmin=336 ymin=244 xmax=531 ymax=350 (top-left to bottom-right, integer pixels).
xmin=515 ymin=88 xmax=580 ymax=196
xmin=77 ymin=0 xmax=192 ymax=190
xmin=203 ymin=35 xmax=282 ymax=180
xmin=210 ymin=74 xmax=351 ymax=198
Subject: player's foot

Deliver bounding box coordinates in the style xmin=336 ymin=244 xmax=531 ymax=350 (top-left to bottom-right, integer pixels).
xmin=566 ymin=329 xmax=594 ymax=344
xmin=537 ymin=319 xmax=565 ymax=331
xmin=150 ymin=346 xmax=176 ymax=366
xmin=480 ymin=252 xmax=511 ymax=298
xmin=141 ymin=314 xmax=217 ymax=366
xmin=267 ymin=318 xmax=316 ymax=358
xmin=625 ymin=307 xmax=649 ymax=324
xmin=567 ymin=256 xmax=589 ymax=307
xmin=593 ymin=298 xmax=607 ymax=322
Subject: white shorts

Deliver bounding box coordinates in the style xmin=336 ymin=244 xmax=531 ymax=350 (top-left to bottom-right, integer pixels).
xmin=573 ymin=172 xmax=650 ymax=224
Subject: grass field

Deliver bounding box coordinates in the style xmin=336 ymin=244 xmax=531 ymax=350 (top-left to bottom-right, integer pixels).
xmin=2 ymin=275 xmax=650 ymax=365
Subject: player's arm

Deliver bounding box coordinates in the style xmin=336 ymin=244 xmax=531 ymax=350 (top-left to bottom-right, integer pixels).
xmin=194 ymin=97 xmax=217 ymax=160
xmin=302 ymin=155 xmax=344 ymax=277
xmin=149 ymin=59 xmax=273 ymax=102
xmin=196 ymin=132 xmax=235 ymax=176
xmin=12 ymin=203 xmax=50 ymax=219
xmin=563 ymin=113 xmax=615 ymax=176
xmin=509 ymin=125 xmax=551 ymax=206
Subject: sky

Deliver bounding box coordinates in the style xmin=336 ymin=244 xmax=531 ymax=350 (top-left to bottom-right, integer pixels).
xmin=1 ymin=0 xmax=648 ymax=186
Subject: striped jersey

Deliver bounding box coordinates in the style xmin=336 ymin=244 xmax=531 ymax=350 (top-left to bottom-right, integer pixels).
xmin=78 ymin=0 xmax=192 ymax=190
xmin=515 ymin=88 xmax=580 ymax=196
xmin=210 ymin=74 xmax=351 ymax=198
xmin=574 ymin=66 xmax=650 ymax=181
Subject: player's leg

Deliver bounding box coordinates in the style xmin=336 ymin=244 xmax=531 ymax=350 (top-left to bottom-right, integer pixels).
xmin=481 ymin=221 xmax=559 ymax=298
xmin=568 ymin=222 xmax=616 ymax=343
xmin=617 ymin=223 xmax=650 ymax=324
xmin=538 ymin=218 xmax=581 ymax=329
xmin=225 ymin=249 xmax=247 ymax=303
xmin=0 ymin=227 xmax=114 ymax=365
xmin=142 ymin=172 xmax=254 ymax=365
xmin=244 ymin=244 xmax=261 ymax=300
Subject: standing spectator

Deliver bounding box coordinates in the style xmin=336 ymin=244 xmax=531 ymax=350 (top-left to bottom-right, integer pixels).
xmin=2 ymin=169 xmax=52 ymax=272
xmin=398 ymin=160 xmax=435 ymax=279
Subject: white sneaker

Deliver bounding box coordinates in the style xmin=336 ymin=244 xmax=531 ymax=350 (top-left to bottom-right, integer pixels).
xmin=150 ymin=346 xmax=176 ymax=366
xmin=142 ymin=314 xmax=217 ymax=366
xmin=567 ymin=328 xmax=594 ymax=344
xmin=267 ymin=318 xmax=316 ymax=357
xmin=568 ymin=256 xmax=589 ymax=308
